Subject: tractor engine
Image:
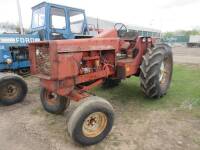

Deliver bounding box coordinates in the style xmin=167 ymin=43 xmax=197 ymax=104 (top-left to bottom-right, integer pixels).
xmin=10 ymin=47 xmax=29 ymax=62
xmin=79 ymin=51 xmax=115 ymax=75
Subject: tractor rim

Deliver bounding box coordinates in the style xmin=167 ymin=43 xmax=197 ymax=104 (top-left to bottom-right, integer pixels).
xmin=159 ymin=57 xmax=171 ymax=88
xmin=159 ymin=61 xmax=166 ymax=83
xmin=2 ymin=83 xmax=19 ymax=100
xmin=82 ymin=112 xmax=107 ymax=138
xmin=44 ymin=90 xmax=59 ymax=106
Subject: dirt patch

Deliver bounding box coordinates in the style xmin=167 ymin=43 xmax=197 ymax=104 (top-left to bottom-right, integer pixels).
xmin=0 ymin=77 xmax=200 ymax=150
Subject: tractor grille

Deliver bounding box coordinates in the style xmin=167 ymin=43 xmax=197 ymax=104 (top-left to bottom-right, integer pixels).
xmin=35 ymin=47 xmax=51 ymax=76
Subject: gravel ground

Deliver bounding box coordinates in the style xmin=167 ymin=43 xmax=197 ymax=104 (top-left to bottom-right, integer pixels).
xmin=0 ymin=47 xmax=200 ymax=150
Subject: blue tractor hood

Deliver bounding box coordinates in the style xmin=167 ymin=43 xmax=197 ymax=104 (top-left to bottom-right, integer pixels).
xmin=0 ymin=33 xmax=40 ymax=70
xmin=0 ymin=33 xmax=40 ymax=47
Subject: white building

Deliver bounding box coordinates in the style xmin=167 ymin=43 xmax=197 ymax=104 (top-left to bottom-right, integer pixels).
xmin=87 ymin=17 xmax=161 ymax=38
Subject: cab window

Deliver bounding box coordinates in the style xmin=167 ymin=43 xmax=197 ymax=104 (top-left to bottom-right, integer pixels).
xmin=51 ymin=7 xmax=66 ymax=29
xmin=32 ymin=7 xmax=45 ymax=28
xmin=69 ymin=11 xmax=85 ymax=34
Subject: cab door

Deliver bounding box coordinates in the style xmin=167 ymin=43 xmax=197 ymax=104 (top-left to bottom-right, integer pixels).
xmin=49 ymin=7 xmax=70 ymax=40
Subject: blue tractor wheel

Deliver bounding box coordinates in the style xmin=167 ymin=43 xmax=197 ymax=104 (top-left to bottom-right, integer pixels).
xmin=0 ymin=73 xmax=28 ymax=105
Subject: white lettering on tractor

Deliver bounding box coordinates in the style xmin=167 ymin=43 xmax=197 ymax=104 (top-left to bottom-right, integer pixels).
xmin=15 ymin=38 xmax=20 ymax=43
xmin=0 ymin=38 xmax=16 ymax=43
xmin=20 ymin=38 xmax=25 ymax=43
xmin=0 ymin=37 xmax=40 ymax=44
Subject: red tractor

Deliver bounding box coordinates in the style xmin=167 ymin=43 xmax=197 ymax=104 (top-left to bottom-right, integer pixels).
xmin=29 ymin=23 xmax=173 ymax=146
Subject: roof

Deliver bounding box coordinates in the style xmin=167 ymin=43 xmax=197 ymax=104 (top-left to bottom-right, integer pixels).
xmin=32 ymin=1 xmax=85 ymax=12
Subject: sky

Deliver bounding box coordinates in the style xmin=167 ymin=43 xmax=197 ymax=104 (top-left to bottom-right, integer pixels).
xmin=0 ymin=0 xmax=199 ymax=32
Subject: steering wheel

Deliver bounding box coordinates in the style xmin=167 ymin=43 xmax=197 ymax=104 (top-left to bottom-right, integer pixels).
xmin=114 ymin=23 xmax=127 ymax=32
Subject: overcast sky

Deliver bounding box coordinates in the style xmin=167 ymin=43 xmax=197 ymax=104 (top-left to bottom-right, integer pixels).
xmin=0 ymin=0 xmax=199 ymax=32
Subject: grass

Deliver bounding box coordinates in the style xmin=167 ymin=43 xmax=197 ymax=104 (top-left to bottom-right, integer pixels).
xmin=29 ymin=87 xmax=40 ymax=94
xmin=193 ymin=137 xmax=200 ymax=145
xmin=91 ymin=64 xmax=200 ymax=115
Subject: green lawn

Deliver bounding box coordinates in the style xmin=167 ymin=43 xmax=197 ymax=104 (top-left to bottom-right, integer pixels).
xmin=92 ymin=64 xmax=200 ymax=116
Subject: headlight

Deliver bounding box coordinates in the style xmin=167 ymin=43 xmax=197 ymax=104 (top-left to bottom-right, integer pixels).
xmin=6 ymin=58 xmax=12 ymax=64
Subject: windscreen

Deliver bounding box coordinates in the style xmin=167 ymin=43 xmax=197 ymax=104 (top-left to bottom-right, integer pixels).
xmin=50 ymin=7 xmax=66 ymax=29
xmin=32 ymin=7 xmax=45 ymax=28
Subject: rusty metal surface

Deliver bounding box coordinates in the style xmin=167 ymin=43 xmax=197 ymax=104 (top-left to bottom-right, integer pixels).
xmin=117 ymin=59 xmax=135 ymax=79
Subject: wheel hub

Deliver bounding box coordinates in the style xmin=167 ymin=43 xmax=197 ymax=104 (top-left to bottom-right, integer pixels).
xmin=2 ymin=84 xmax=19 ymax=99
xmin=45 ymin=92 xmax=59 ymax=105
xmin=82 ymin=112 xmax=107 ymax=138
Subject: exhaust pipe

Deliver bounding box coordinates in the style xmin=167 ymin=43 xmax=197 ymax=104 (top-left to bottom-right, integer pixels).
xmin=16 ymin=0 xmax=24 ymax=35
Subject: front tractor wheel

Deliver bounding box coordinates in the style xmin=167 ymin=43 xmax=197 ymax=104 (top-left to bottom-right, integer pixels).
xmin=0 ymin=73 xmax=28 ymax=106
xmin=140 ymin=44 xmax=173 ymax=98
xmin=68 ymin=96 xmax=114 ymax=146
xmin=40 ymin=88 xmax=70 ymax=115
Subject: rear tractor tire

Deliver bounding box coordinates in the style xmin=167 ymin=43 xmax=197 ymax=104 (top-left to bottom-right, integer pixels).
xmin=68 ymin=96 xmax=114 ymax=146
xmin=40 ymin=88 xmax=70 ymax=115
xmin=0 ymin=73 xmax=28 ymax=105
xmin=140 ymin=44 xmax=173 ymax=98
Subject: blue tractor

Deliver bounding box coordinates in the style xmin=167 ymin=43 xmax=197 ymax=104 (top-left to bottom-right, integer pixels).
xmin=0 ymin=2 xmax=90 ymax=75
xmin=0 ymin=2 xmax=90 ymax=105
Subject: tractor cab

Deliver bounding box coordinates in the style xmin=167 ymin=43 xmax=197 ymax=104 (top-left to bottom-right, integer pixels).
xmin=31 ymin=2 xmax=90 ymax=40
